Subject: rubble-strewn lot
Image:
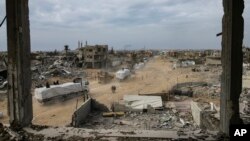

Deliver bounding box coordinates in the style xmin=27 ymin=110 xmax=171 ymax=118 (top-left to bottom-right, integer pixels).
xmin=0 ymin=123 xmax=222 ymax=141
xmin=0 ymin=52 xmax=223 ymax=127
xmin=1 ymin=55 xmax=212 ymax=119
xmin=81 ymin=106 xmax=197 ymax=131
xmin=1 ymin=49 xmax=250 ymax=141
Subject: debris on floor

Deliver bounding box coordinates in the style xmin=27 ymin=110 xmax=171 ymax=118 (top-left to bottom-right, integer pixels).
xmin=102 ymin=112 xmax=125 ymax=117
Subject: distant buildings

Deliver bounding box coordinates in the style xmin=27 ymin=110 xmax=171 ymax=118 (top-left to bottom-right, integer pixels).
xmin=78 ymin=45 xmax=108 ymax=69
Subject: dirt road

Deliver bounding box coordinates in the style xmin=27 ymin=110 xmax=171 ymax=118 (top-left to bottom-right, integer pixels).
xmin=0 ymin=56 xmax=210 ymax=126
xmin=89 ymin=56 xmax=204 ymax=108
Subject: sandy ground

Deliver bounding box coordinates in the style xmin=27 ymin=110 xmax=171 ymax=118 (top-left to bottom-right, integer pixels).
xmin=89 ymin=56 xmax=208 ymax=108
xmin=0 ymin=56 xmax=216 ymax=126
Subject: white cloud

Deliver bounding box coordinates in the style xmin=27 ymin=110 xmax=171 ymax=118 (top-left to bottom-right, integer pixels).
xmin=1 ymin=0 xmax=250 ymax=51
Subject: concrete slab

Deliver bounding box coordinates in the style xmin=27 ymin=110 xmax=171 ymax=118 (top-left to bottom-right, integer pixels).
xmin=23 ymin=127 xmax=218 ymax=140
xmin=190 ymin=101 xmax=202 ymax=126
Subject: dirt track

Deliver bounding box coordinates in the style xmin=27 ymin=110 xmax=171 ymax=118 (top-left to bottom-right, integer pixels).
xmin=89 ymin=56 xmax=205 ymax=108
xmin=0 ymin=56 xmax=212 ymax=126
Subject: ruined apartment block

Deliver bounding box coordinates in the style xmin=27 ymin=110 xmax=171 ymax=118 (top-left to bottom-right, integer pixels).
xmin=78 ymin=45 xmax=108 ymax=69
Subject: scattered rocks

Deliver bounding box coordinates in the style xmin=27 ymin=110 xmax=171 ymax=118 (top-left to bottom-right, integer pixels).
xmin=120 ymin=131 xmax=136 ymax=135
xmin=29 ymin=124 xmax=49 ymax=131
xmin=0 ymin=123 xmax=11 ymax=141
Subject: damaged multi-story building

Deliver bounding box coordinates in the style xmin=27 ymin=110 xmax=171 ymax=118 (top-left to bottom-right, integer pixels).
xmin=78 ymin=44 xmax=108 ymax=69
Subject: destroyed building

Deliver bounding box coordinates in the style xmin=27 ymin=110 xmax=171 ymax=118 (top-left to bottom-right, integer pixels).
xmin=78 ymin=45 xmax=108 ymax=69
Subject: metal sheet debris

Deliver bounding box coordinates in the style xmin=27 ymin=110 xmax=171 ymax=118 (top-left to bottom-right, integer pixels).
xmin=124 ymin=95 xmax=163 ymax=110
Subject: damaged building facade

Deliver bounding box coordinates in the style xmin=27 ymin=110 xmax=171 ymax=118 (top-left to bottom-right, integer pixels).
xmin=78 ymin=45 xmax=108 ymax=69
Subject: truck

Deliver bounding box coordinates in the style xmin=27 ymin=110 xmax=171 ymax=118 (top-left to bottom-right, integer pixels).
xmin=34 ymin=78 xmax=89 ymax=103
xmin=116 ymin=68 xmax=130 ymax=80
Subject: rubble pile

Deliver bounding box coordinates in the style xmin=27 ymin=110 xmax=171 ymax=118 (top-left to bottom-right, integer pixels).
xmin=81 ymin=106 xmax=198 ymax=131
xmin=30 ymin=56 xmax=83 ymax=89
xmin=0 ymin=124 xmax=92 ymax=141
xmin=170 ymin=82 xmax=221 ymax=101
xmin=200 ymin=111 xmax=220 ymax=131
xmin=0 ymin=69 xmax=7 ymax=90
xmin=240 ymin=88 xmax=250 ymax=124
xmin=192 ymin=84 xmax=220 ymax=99
xmin=241 ymin=88 xmax=250 ymax=114
xmin=0 ymin=123 xmax=11 ymax=141
xmin=191 ymin=66 xmax=209 ymax=72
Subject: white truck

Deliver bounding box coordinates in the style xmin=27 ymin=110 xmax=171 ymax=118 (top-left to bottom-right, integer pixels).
xmin=116 ymin=68 xmax=130 ymax=80
xmin=34 ymin=79 xmax=89 ymax=103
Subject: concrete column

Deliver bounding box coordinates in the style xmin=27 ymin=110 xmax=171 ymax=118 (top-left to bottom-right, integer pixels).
xmin=220 ymin=0 xmax=244 ymax=135
xmin=6 ymin=0 xmax=33 ymax=127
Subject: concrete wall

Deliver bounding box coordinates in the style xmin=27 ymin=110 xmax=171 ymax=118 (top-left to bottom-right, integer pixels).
xmin=191 ymin=101 xmax=219 ymax=130
xmin=71 ymin=98 xmax=91 ymax=127
xmin=190 ymin=101 xmax=202 ymax=126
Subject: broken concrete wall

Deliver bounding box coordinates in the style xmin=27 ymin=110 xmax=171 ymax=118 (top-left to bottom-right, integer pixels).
xmin=71 ymin=98 xmax=91 ymax=127
xmin=191 ymin=101 xmax=220 ymax=131
xmin=190 ymin=101 xmax=202 ymax=126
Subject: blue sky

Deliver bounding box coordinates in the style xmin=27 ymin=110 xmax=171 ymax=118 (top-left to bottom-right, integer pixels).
xmin=0 ymin=0 xmax=250 ymax=51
